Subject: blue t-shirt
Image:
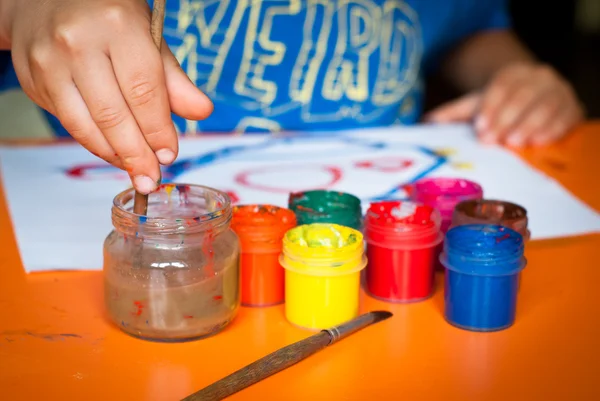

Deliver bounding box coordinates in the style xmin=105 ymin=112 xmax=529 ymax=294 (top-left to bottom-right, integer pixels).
xmin=0 ymin=0 xmax=510 ymax=136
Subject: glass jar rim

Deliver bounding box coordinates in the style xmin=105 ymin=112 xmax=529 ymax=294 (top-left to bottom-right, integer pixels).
xmin=111 ymin=184 xmax=232 ymax=236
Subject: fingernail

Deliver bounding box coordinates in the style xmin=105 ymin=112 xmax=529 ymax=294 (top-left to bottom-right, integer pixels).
xmin=480 ymin=132 xmax=496 ymax=144
xmin=156 ymin=149 xmax=176 ymax=165
xmin=133 ymin=175 xmax=157 ymax=194
xmin=475 ymin=116 xmax=488 ymax=131
xmin=507 ymin=133 xmax=524 ymax=147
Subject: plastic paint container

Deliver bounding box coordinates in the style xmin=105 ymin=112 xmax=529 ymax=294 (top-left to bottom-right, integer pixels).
xmin=407 ymin=178 xmax=483 ymax=233
xmin=451 ymin=199 xmax=531 ymax=241
xmin=232 ymin=205 xmax=297 ymax=307
xmin=280 ymin=223 xmax=367 ymax=330
xmin=288 ymin=190 xmax=363 ymax=230
xmin=440 ymin=224 xmax=526 ymax=332
xmin=364 ymin=201 xmax=444 ymax=302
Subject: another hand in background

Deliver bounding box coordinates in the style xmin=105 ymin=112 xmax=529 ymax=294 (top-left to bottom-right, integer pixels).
xmin=425 ymin=62 xmax=584 ymax=147
xmin=8 ymin=0 xmax=213 ymax=193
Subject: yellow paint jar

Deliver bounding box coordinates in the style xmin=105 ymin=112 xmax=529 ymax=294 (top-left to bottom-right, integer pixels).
xmin=279 ymin=223 xmax=367 ymax=330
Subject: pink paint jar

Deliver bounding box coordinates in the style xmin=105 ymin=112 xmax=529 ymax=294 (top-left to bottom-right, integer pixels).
xmin=407 ymin=178 xmax=484 ymax=233
xmin=364 ymin=201 xmax=444 ymax=302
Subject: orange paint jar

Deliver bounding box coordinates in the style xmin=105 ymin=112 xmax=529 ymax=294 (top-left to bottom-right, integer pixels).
xmin=232 ymin=205 xmax=297 ymax=307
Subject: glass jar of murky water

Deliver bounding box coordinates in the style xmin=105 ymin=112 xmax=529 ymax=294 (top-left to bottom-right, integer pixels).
xmin=103 ymin=184 xmax=240 ymax=342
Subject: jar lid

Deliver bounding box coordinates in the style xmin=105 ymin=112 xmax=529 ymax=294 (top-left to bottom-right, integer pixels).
xmin=452 ymin=199 xmax=530 ymax=240
xmin=407 ymin=178 xmax=483 ymax=214
xmin=364 ymin=201 xmax=443 ymax=249
xmin=288 ymin=190 xmax=362 ymax=229
xmin=280 ymin=223 xmax=366 ymax=276
xmin=441 ymin=224 xmax=526 ymax=276
xmin=232 ymin=205 xmax=297 ymax=251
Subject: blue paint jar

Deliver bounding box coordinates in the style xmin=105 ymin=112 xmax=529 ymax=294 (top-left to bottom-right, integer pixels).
xmin=440 ymin=224 xmax=526 ymax=332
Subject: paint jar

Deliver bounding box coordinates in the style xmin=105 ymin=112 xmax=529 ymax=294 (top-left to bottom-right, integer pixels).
xmin=103 ymin=184 xmax=241 ymax=342
xmin=441 ymin=224 xmax=526 ymax=332
xmin=364 ymin=201 xmax=444 ymax=302
xmin=451 ymin=199 xmax=531 ymax=241
xmin=231 ymin=205 xmax=296 ymax=307
xmin=288 ymin=190 xmax=363 ymax=230
xmin=407 ymin=178 xmax=483 ymax=233
xmin=280 ymin=223 xmax=367 ymax=330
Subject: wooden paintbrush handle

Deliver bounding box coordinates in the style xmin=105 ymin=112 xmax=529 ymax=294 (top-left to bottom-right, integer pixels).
xmin=150 ymin=0 xmax=167 ymax=49
xmin=133 ymin=0 xmax=166 ymax=216
xmin=182 ymin=332 xmax=332 ymax=401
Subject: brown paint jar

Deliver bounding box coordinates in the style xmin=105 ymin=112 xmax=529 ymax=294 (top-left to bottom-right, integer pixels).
xmin=450 ymin=199 xmax=531 ymax=241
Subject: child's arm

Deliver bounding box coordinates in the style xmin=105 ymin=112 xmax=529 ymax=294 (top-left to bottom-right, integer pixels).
xmin=0 ymin=0 xmax=213 ymax=193
xmin=426 ymin=29 xmax=584 ymax=147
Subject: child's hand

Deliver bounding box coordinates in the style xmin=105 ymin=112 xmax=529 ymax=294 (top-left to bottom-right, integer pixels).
xmin=9 ymin=0 xmax=213 ymax=194
xmin=425 ymin=62 xmax=584 ymax=147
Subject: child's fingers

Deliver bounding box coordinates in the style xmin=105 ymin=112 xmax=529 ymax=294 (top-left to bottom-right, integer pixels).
xmin=46 ymin=75 xmax=123 ymax=168
xmin=477 ymin=63 xmax=533 ymax=137
xmin=161 ymin=39 xmax=214 ymax=121
xmin=484 ymin=84 xmax=543 ymax=142
xmin=423 ymin=92 xmax=480 ymax=123
xmin=503 ymin=95 xmax=562 ymax=147
xmin=111 ymin=33 xmax=178 ymax=166
xmin=529 ymin=99 xmax=584 ymax=146
xmin=72 ymin=53 xmax=161 ymax=194
xmin=18 ymin=45 xmax=57 ymax=115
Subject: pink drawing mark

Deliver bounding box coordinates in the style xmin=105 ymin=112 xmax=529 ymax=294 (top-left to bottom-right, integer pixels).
xmin=355 ymin=157 xmax=414 ymax=172
xmin=224 ymin=191 xmax=240 ymax=204
xmin=234 ymin=165 xmax=343 ymax=193
xmin=66 ymin=163 xmax=128 ymax=181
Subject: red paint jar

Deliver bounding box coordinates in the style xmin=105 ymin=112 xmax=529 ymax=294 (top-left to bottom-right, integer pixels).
xmin=232 ymin=205 xmax=296 ymax=307
xmin=364 ymin=201 xmax=444 ymax=302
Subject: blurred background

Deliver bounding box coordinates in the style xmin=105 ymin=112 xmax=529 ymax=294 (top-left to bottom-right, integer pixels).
xmin=427 ymin=0 xmax=600 ymax=117
xmin=509 ymin=0 xmax=599 ymax=117
xmin=0 ymin=0 xmax=599 ymax=139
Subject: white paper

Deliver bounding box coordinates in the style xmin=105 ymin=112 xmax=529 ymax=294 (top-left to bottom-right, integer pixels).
xmin=1 ymin=124 xmax=599 ymax=273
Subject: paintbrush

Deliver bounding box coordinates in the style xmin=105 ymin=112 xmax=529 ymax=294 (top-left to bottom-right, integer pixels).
xmin=182 ymin=310 xmax=393 ymax=401
xmin=133 ymin=0 xmax=167 ymax=215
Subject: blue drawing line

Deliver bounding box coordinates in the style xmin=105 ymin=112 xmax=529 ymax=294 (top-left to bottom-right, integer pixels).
xmin=367 ymin=146 xmax=448 ymax=201
xmin=163 ymin=135 xmax=367 ymax=180
xmin=65 ymin=135 xmax=449 ymax=200
xmin=163 ymin=141 xmax=274 ymax=181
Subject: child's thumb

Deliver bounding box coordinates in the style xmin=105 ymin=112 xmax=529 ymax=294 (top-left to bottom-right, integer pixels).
xmin=161 ymin=40 xmax=214 ymax=121
xmin=423 ymin=92 xmax=481 ymax=123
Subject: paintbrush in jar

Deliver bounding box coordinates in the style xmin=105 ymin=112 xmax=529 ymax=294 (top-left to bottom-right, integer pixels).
xmin=181 ymin=310 xmax=393 ymax=401
xmin=133 ymin=0 xmax=167 ymax=215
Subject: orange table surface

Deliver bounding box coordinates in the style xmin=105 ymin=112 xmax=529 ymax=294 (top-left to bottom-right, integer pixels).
xmin=1 ymin=125 xmax=600 ymax=401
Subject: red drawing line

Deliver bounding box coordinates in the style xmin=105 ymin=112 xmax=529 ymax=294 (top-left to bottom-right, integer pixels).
xmin=234 ymin=165 xmax=342 ymax=193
